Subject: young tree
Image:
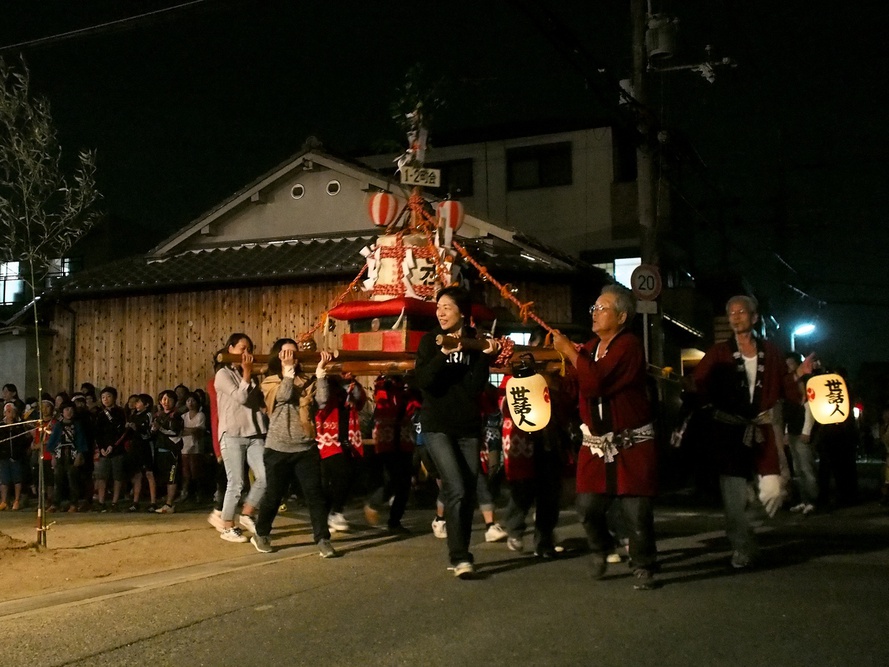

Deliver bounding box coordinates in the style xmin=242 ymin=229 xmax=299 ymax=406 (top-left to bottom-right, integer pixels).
xmin=0 ymin=56 xmax=101 ymax=278
xmin=0 ymin=56 xmax=101 ymax=546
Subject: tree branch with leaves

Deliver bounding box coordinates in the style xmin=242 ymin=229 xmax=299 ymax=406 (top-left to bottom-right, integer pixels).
xmin=0 ymin=56 xmax=101 ymax=274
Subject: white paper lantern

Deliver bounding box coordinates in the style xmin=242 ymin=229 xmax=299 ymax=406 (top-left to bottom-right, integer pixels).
xmin=505 ymin=355 xmax=551 ymax=432
xmin=806 ymin=373 xmax=850 ymax=425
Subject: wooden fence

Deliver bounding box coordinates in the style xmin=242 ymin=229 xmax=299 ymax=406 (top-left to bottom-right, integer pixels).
xmin=45 ymin=280 xmax=572 ymax=397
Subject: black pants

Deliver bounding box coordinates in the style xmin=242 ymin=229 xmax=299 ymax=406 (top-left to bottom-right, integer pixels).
xmin=576 ymin=492 xmax=657 ymax=570
xmin=367 ymin=450 xmax=413 ymax=527
xmin=503 ymin=443 xmax=562 ymax=551
xmin=256 ymin=447 xmax=330 ymax=544
xmin=320 ymin=452 xmax=352 ymax=514
xmin=53 ymin=452 xmax=81 ymax=505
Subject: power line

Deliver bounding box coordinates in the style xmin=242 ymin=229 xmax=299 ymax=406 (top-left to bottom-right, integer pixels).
xmin=0 ymin=0 xmax=214 ymax=54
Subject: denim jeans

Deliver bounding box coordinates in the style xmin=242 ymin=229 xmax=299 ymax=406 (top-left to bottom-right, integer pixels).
xmin=256 ymin=447 xmax=329 ymax=544
xmin=424 ymin=432 xmax=480 ymax=565
xmin=719 ymin=474 xmax=756 ymax=557
xmin=220 ymin=434 xmax=267 ymax=521
xmin=788 ymin=435 xmax=818 ymax=505
xmin=576 ymin=492 xmax=657 ymax=569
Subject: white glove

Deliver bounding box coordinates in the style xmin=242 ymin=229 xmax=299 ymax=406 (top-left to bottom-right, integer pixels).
xmin=757 ymin=474 xmax=786 ymax=518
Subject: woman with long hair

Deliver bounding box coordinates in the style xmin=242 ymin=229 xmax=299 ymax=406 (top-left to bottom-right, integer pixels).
xmin=214 ymin=333 xmax=268 ymax=543
xmin=253 ymin=339 xmax=336 ymax=557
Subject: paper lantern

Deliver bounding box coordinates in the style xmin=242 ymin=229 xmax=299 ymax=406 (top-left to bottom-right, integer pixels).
xmin=436 ymin=200 xmax=464 ymax=232
xmin=368 ymin=192 xmax=398 ymax=227
xmin=505 ymin=354 xmax=551 ymax=432
xmin=806 ymin=373 xmax=850 ymax=425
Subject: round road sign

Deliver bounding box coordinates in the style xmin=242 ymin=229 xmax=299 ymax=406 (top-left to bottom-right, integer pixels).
xmin=631 ymin=264 xmax=662 ymax=301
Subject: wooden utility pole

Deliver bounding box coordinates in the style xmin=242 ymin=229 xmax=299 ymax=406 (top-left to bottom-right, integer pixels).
xmin=631 ymin=0 xmax=664 ymax=367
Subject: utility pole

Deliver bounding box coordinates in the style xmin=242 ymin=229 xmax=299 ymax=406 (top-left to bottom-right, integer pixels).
xmin=631 ymin=0 xmax=664 ymax=368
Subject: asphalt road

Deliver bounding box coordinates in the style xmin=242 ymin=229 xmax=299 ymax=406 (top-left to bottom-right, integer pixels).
xmin=2 ymin=501 xmax=888 ymax=667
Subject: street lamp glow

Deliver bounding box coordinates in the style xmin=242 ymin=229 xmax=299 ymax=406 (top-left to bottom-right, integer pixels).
xmin=790 ymin=322 xmax=816 ymax=352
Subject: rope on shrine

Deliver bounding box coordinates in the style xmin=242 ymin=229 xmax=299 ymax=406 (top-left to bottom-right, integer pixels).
xmin=404 ymin=188 xmax=574 ymax=372
xmin=298 ymin=264 xmax=368 ymax=344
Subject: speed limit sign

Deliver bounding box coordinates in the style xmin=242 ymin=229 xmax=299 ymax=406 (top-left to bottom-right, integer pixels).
xmin=631 ymin=264 xmax=661 ymax=301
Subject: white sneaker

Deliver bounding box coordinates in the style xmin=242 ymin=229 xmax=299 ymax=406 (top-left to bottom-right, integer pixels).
xmin=328 ymin=512 xmax=349 ymax=532
xmin=431 ymin=518 xmax=447 ymax=539
xmin=154 ymin=504 xmax=175 ymax=514
xmin=789 ymin=503 xmax=806 ymax=513
xmin=239 ymin=514 xmax=256 ymax=534
xmin=606 ymin=551 xmax=624 ymax=564
xmin=484 ymin=523 xmax=508 ymax=542
xmin=802 ymin=504 xmax=816 ymax=516
xmin=453 ymin=561 xmax=475 ymax=579
xmin=221 ymin=527 xmax=248 ymax=543
xmin=207 ymin=510 xmax=225 ymax=532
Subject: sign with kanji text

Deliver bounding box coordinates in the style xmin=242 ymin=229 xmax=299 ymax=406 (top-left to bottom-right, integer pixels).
xmin=631 ymin=264 xmax=662 ymax=301
xmin=400 ymin=166 xmax=441 ymax=188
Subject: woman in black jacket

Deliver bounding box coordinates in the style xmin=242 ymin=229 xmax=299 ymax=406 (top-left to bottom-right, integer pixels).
xmin=414 ymin=287 xmax=499 ymax=578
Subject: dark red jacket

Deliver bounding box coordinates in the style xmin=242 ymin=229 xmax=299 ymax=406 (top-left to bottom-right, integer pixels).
xmin=573 ymin=330 xmax=657 ymax=496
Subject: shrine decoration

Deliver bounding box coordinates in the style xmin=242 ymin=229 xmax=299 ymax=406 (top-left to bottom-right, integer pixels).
xmin=504 ymin=353 xmax=551 ymax=432
xmin=806 ymin=373 xmax=851 ymax=425
xmin=368 ymin=192 xmax=400 ymax=227
xmin=436 ymin=199 xmax=464 ymax=247
xmin=436 ymin=199 xmax=464 ymax=232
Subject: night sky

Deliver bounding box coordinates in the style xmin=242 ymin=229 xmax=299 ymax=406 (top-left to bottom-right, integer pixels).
xmin=2 ymin=1 xmax=887 ymax=377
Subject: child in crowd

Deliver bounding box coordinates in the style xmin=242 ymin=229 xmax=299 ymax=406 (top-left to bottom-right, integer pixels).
xmin=47 ymin=401 xmax=89 ymax=512
xmin=180 ymin=392 xmax=206 ymax=503
xmin=126 ymin=394 xmax=158 ymax=512
xmin=152 ymin=390 xmax=184 ymax=514
xmin=0 ymin=402 xmax=30 ymax=511
xmin=92 ymin=387 xmax=129 ymax=511
xmin=315 ymin=370 xmax=366 ymax=533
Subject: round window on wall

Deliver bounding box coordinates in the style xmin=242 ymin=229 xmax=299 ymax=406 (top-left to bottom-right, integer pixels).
xmin=326 ymin=179 xmax=341 ymax=196
xmin=290 ymin=184 xmax=305 ymax=200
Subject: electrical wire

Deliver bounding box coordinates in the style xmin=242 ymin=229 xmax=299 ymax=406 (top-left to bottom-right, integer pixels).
xmin=0 ymin=0 xmax=215 ymax=54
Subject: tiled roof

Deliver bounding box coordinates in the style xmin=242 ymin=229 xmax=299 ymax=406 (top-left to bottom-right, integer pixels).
xmin=50 ymin=234 xmax=589 ymax=298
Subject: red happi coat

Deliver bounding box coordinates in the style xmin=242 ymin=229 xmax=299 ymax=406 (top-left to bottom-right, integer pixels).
xmin=372 ymin=378 xmax=417 ymax=455
xmin=501 ymin=371 xmax=580 ymax=482
xmin=574 ymin=330 xmax=657 ymax=496
xmin=315 ymin=405 xmax=363 ymax=459
xmin=693 ymin=338 xmax=799 ymax=477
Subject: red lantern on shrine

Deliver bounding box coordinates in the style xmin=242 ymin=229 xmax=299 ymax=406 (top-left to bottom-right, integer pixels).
xmin=436 ymin=199 xmax=464 ymax=232
xmin=368 ymin=192 xmax=398 ymax=227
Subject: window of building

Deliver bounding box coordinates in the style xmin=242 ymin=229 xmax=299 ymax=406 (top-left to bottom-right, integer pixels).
xmin=506 ymin=142 xmax=572 ymax=191
xmin=428 ymin=158 xmax=474 ymax=197
xmin=592 ymin=256 xmax=641 ymax=288
xmin=0 ymin=262 xmax=23 ymax=305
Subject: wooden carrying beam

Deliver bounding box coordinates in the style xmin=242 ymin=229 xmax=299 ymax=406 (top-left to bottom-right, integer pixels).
xmin=219 ymin=345 xmax=564 ymax=376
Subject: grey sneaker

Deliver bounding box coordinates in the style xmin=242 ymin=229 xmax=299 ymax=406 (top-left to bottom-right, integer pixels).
xmin=731 ymin=551 xmax=752 ymax=569
xmin=318 ymin=539 xmax=338 ymax=558
xmin=251 ymin=535 xmax=273 ymax=553
xmin=507 ymin=537 xmax=524 ymax=553
xmin=632 ymin=568 xmax=658 ymax=590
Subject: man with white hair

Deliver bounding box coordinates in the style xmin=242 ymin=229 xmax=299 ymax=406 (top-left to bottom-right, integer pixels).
xmin=553 ymin=284 xmax=659 ymax=590
xmin=693 ymin=295 xmax=811 ymax=569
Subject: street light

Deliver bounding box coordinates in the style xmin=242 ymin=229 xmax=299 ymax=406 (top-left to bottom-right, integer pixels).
xmin=790 ymin=323 xmax=816 ymax=351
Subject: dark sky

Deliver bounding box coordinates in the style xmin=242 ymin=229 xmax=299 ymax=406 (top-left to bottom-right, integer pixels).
xmin=3 ymin=0 xmax=888 ymax=375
